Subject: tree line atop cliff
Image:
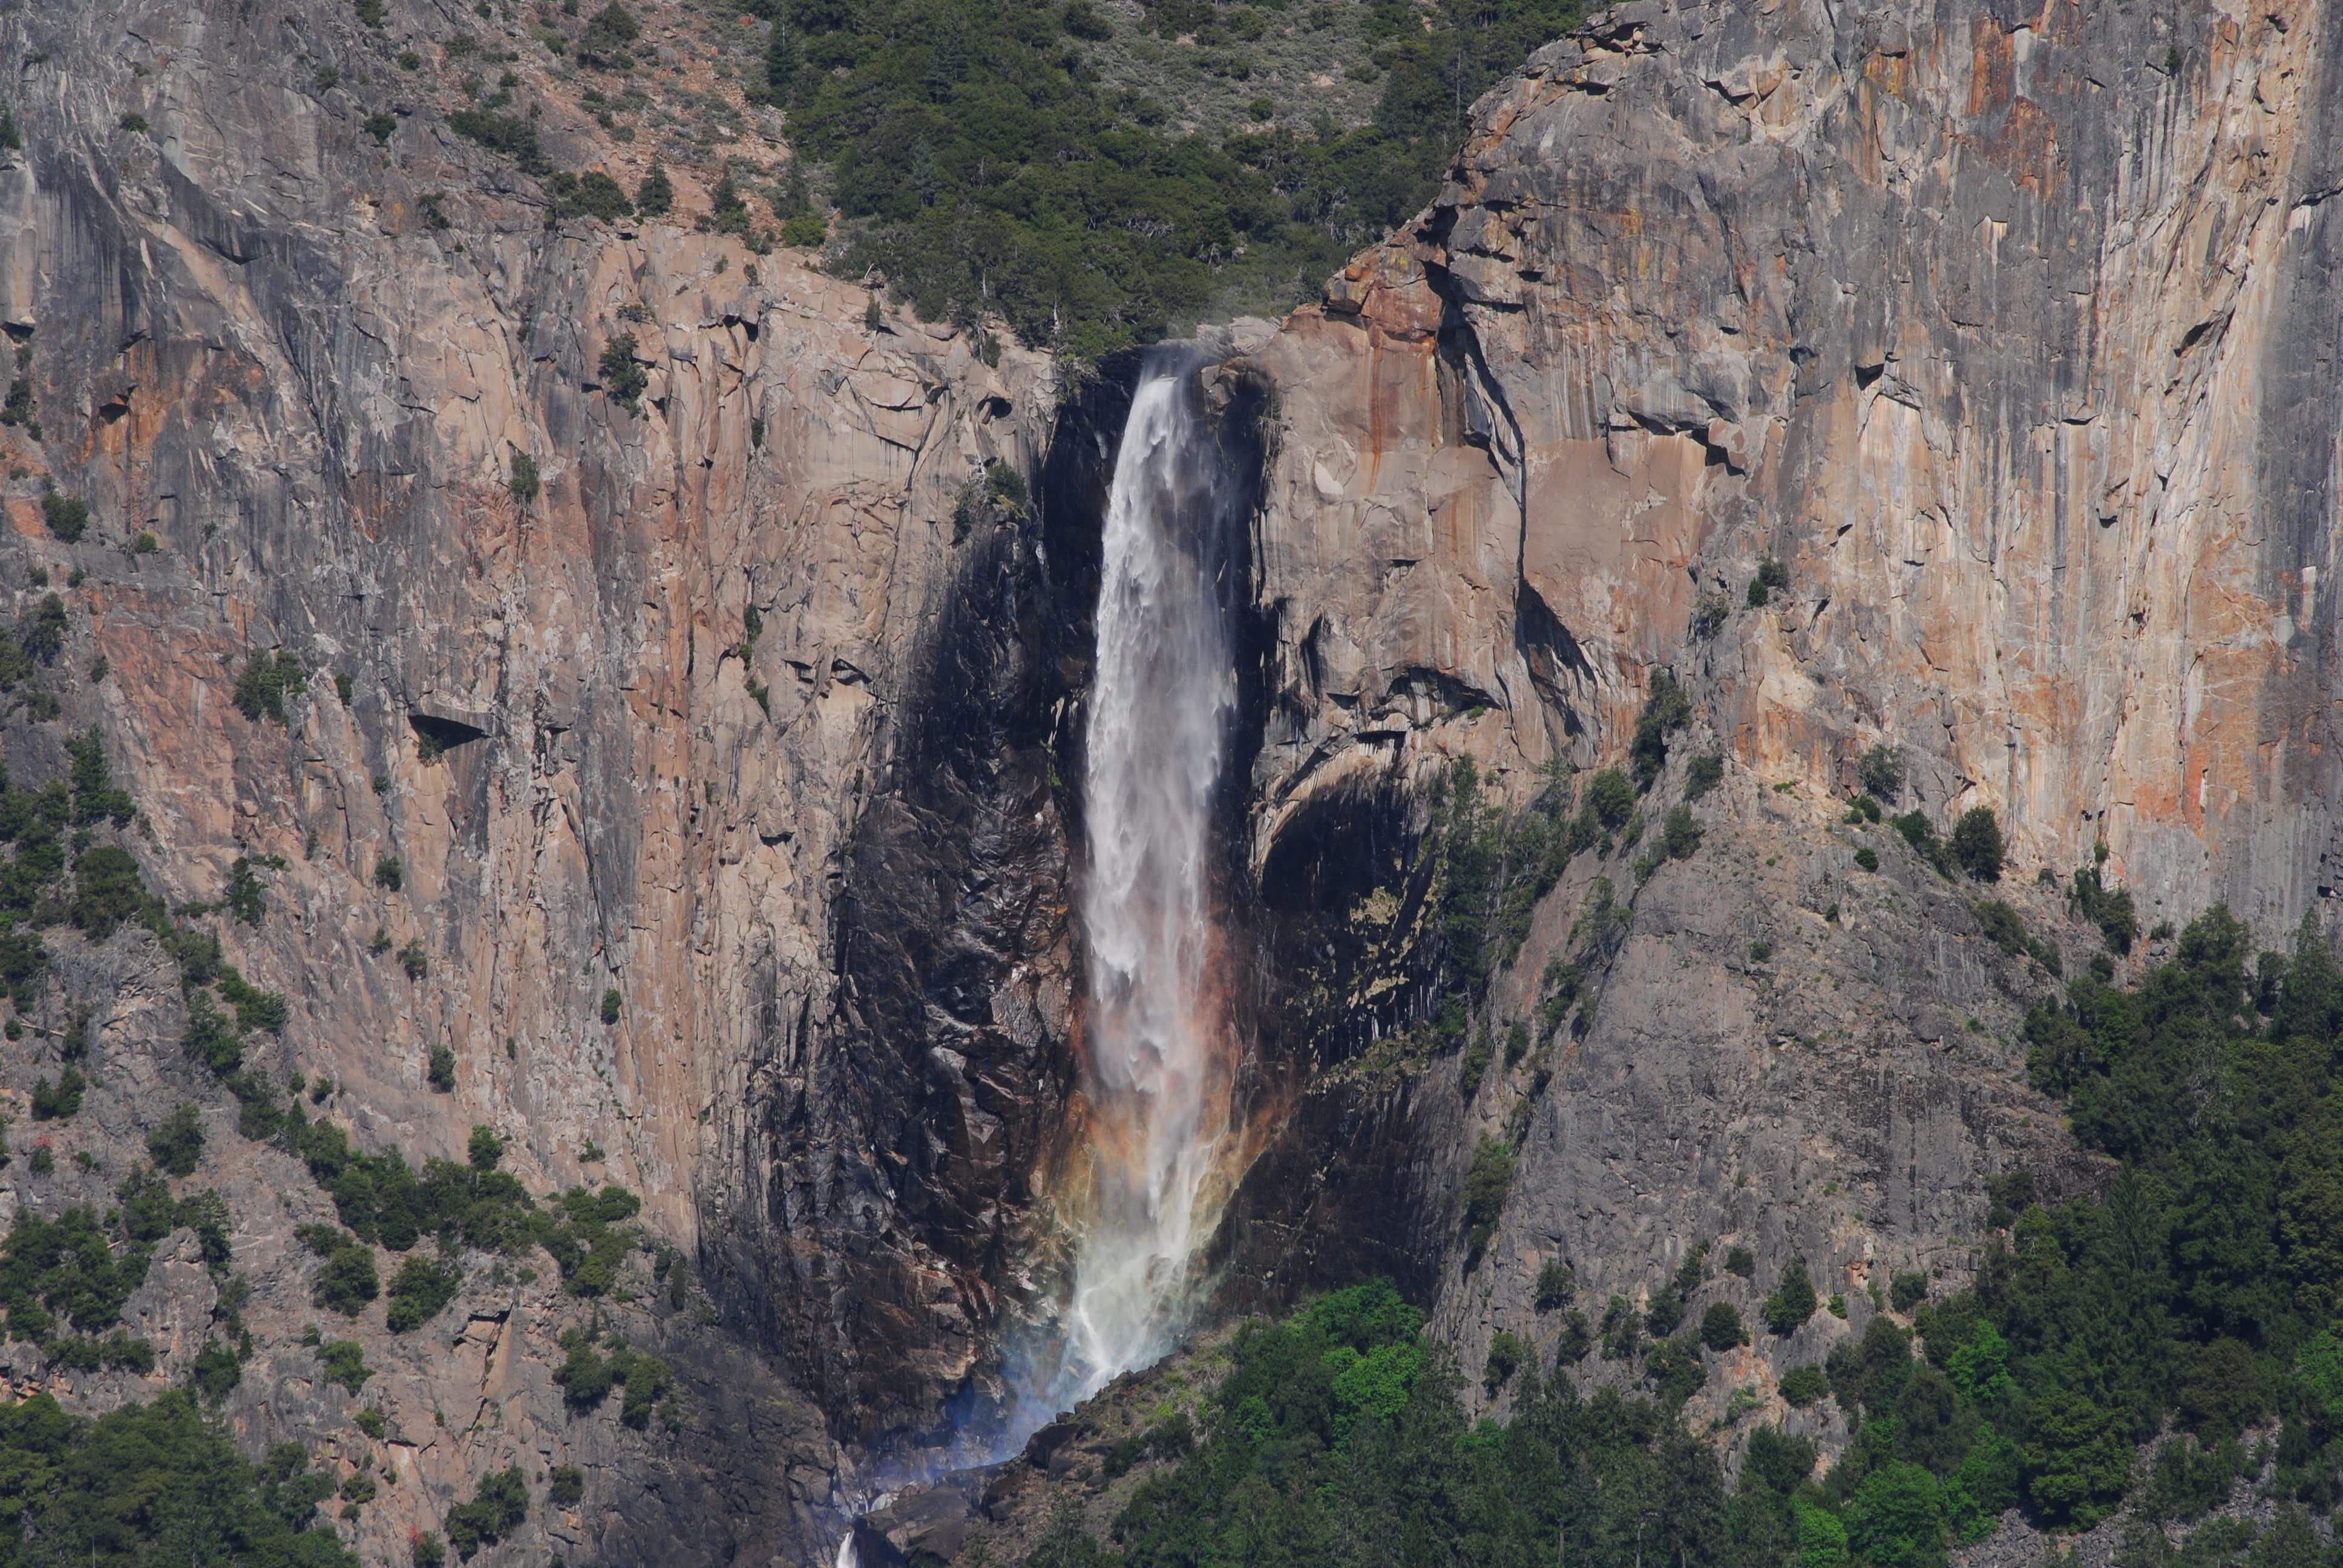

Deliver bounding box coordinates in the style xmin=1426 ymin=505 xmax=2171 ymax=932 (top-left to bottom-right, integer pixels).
xmin=746 ymin=0 xmax=1587 ymax=356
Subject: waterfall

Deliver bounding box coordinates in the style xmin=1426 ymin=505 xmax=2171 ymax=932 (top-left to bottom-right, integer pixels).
xmin=1054 ymin=348 xmax=1244 ymax=1405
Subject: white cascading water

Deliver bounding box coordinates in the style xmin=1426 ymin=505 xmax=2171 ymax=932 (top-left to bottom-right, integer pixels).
xmin=1054 ymin=350 xmax=1240 ymax=1405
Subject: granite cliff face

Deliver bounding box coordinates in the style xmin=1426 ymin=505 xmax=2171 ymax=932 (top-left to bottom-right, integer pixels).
xmin=1208 ymin=0 xmax=2343 ymax=1498
xmin=5 ymin=0 xmax=2343 ymax=1561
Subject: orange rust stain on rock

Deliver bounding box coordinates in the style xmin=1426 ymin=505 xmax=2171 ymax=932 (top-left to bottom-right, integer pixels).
xmin=1967 ymin=16 xmax=2015 ymax=119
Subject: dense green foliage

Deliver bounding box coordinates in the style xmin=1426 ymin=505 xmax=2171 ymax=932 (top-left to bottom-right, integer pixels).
xmin=443 ymin=1465 xmax=527 ymax=1558
xmin=0 ymin=1207 xmax=151 ymax=1344
xmin=0 ymin=1393 xmax=352 ymax=1566
xmin=1050 ymin=1279 xmax=1752 ymax=1568
xmin=765 ymin=0 xmax=1589 ymax=355
xmin=232 ymin=650 xmax=308 ymax=726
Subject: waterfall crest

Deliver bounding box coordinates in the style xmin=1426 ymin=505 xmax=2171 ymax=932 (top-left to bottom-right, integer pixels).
xmin=1054 ymin=350 xmax=1245 ymax=1406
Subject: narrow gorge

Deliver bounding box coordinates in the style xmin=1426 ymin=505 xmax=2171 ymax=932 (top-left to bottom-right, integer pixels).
xmin=3 ymin=0 xmax=2343 ymax=1564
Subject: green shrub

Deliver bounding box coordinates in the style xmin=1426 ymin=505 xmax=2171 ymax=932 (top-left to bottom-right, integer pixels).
xmin=617 ymin=1348 xmax=669 ymax=1428
xmin=598 ymin=333 xmax=647 ymax=411
xmin=1779 ymin=1362 xmax=1830 ymax=1406
xmin=362 ymin=113 xmax=396 ymax=145
xmin=354 ymin=1406 xmax=386 ymax=1438
xmin=0 ymin=1397 xmax=347 ymax=1556
xmin=1659 ymin=804 xmax=1702 ymax=860
xmin=1483 ymin=1330 xmax=1527 ymax=1393
xmin=232 ymin=650 xmax=306 ymax=724
xmin=318 ymin=1338 xmax=371 ymax=1393
xmin=1533 ymin=1258 xmax=1575 ymax=1311
xmin=1460 ymin=1136 xmax=1513 ymax=1256
xmin=577 ymin=3 xmax=640 ymax=65
xmin=468 ymin=1125 xmax=504 ymax=1171
xmin=447 ymin=109 xmax=544 ymax=172
xmin=374 ymin=854 xmax=402 ymax=892
xmin=1858 ymin=743 xmax=1906 ymax=800
xmin=41 ymin=492 xmax=87 ymax=542
xmin=1846 ymin=1461 xmax=1947 ymax=1568
xmin=1457 ymin=1024 xmax=1490 ymax=1098
xmin=426 ymin=1041 xmax=454 ymax=1089
xmin=1974 ymin=900 xmax=2027 ymax=956
xmin=779 ymin=212 xmax=827 ymax=247
xmin=2069 ymin=863 xmax=2137 ymax=954
xmin=1699 ymin=1301 xmax=1746 ymax=1351
xmin=1684 ymin=751 xmax=1723 ymax=799
xmin=403 ymin=942 xmax=431 ymax=982
xmin=1746 ymin=554 xmax=1789 ymax=607
xmin=634 ymin=163 xmax=673 ymax=215
xmin=600 ymin=987 xmax=621 ymax=1025
xmin=1629 ymin=673 xmax=1693 ymax=791
xmin=508 ymin=451 xmax=539 ymax=501
xmin=385 ymin=1255 xmax=462 ymax=1332
xmin=1890 ymin=1270 xmax=1929 ymax=1313
xmin=147 ymin=1103 xmax=203 ymax=1175
xmin=556 ymin=1336 xmax=615 ymax=1410
xmin=1949 ymin=806 xmax=2004 ymax=881
xmin=549 ymin=169 xmax=634 ymax=221
xmin=312 ymin=1246 xmax=379 ymax=1316
xmin=30 ymin=1065 xmax=82 ymax=1121
xmin=1853 ymin=845 xmax=1879 ymax=872
xmin=1892 ymin=810 xmax=1953 ymax=877
xmin=189 ymin=1336 xmax=241 ymax=1399
xmin=444 ymin=1465 xmax=527 ymax=1557
xmin=1762 ymin=1259 xmax=1818 ymax=1334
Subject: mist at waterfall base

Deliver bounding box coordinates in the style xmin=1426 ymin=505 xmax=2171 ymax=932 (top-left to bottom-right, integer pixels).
xmin=1003 ymin=347 xmax=1252 ymax=1445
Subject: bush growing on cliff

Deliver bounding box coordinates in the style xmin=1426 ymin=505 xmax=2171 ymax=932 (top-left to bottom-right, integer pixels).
xmin=310 ymin=1241 xmax=380 ymax=1317
xmin=598 ymin=333 xmax=648 ymax=413
xmin=1950 ymin=806 xmax=2004 ymax=881
xmin=1858 ymin=743 xmax=1907 ymax=802
xmin=447 ymin=108 xmax=546 ymax=174
xmin=1533 ymin=1258 xmax=1576 ymax=1311
xmin=30 ymin=1065 xmax=83 ymax=1121
xmin=634 ymin=163 xmax=673 ymax=217
xmin=2070 ymin=859 xmax=2138 ymax=954
xmin=1763 ymin=1258 xmax=1818 ymax=1334
xmin=18 ymin=590 xmax=64 ymax=665
xmin=232 ymin=649 xmax=307 ymax=725
xmin=1630 ymin=673 xmax=1694 ymax=791
xmin=1459 ymin=1135 xmax=1513 ymax=1269
xmin=1701 ymin=1300 xmax=1748 ymax=1351
xmin=1892 ymin=809 xmax=1955 ymax=878
xmin=147 ymin=1102 xmax=203 ymax=1176
xmin=548 ymin=169 xmax=634 ymax=223
xmin=385 ymin=1254 xmax=462 ymax=1331
xmin=1746 ymin=553 xmax=1789 ymax=607
xmin=40 ymin=492 xmax=87 ymax=543
xmin=1660 ymin=803 xmax=1703 ymax=860
xmin=444 ymin=1465 xmax=527 ymax=1558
